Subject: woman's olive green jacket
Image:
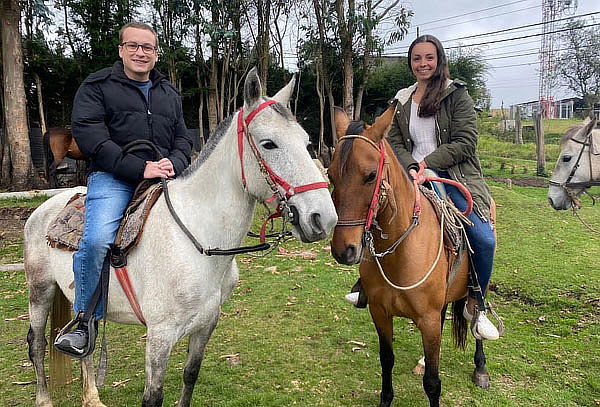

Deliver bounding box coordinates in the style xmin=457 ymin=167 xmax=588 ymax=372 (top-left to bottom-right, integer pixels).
xmin=387 ymin=79 xmax=492 ymax=220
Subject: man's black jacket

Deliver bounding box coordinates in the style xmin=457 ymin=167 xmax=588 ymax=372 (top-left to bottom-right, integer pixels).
xmin=72 ymin=61 xmax=192 ymax=184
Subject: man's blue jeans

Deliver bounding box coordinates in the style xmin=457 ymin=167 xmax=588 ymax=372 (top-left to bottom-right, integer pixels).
xmin=73 ymin=172 xmax=135 ymax=319
xmin=437 ymin=172 xmax=496 ymax=296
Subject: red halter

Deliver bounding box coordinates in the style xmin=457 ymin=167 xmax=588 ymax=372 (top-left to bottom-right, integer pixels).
xmin=237 ymin=100 xmax=329 ymax=241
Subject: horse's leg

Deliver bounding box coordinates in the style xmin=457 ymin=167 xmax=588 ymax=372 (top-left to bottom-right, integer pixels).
xmin=417 ymin=312 xmax=443 ymax=407
xmin=177 ymin=316 xmax=219 ymax=407
xmin=142 ymin=328 xmax=177 ymax=407
xmin=413 ymin=304 xmax=449 ymax=376
xmin=27 ymin=283 xmax=56 ymax=407
xmin=81 ymin=356 xmax=106 ymax=407
xmin=472 ymin=339 xmax=490 ymax=388
xmin=370 ymin=306 xmax=394 ymax=407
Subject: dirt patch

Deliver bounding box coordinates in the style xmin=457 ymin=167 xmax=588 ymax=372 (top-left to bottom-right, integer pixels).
xmin=489 ymin=177 xmax=548 ymax=188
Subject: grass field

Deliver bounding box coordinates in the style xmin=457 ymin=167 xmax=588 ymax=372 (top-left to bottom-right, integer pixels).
xmin=1 ymin=134 xmax=599 ymax=406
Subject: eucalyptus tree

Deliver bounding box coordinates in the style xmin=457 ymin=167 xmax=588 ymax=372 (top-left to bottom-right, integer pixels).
xmin=558 ymin=20 xmax=600 ymax=112
xmin=333 ymin=0 xmax=411 ymax=119
xmin=1 ymin=0 xmax=33 ymax=189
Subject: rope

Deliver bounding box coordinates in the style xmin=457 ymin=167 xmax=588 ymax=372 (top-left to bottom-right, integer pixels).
xmin=368 ymin=214 xmax=445 ymax=291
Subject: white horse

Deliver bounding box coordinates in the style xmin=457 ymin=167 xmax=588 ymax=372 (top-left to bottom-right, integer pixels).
xmin=24 ymin=68 xmax=337 ymax=407
xmin=548 ymin=118 xmax=600 ymax=210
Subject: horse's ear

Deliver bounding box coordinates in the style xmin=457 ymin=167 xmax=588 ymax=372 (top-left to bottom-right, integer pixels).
xmin=271 ymin=74 xmax=296 ymax=108
xmin=333 ymin=106 xmax=351 ymax=142
xmin=364 ymin=100 xmax=398 ymax=143
xmin=575 ymin=117 xmax=597 ymax=142
xmin=243 ymin=67 xmax=262 ymax=111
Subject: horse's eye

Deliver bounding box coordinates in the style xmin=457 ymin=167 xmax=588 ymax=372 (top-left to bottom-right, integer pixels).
xmin=260 ymin=140 xmax=278 ymax=150
xmin=364 ymin=171 xmax=377 ymax=184
xmin=562 ymin=155 xmax=572 ymax=162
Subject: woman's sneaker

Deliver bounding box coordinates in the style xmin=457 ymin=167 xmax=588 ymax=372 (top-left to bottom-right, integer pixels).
xmin=344 ymin=279 xmax=368 ymax=308
xmin=463 ymin=305 xmax=500 ymax=340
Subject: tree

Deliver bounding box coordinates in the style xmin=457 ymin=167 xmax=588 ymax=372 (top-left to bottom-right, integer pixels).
xmin=447 ymin=47 xmax=489 ymax=107
xmin=558 ymin=20 xmax=600 ymax=112
xmin=1 ymin=0 xmax=34 ymax=190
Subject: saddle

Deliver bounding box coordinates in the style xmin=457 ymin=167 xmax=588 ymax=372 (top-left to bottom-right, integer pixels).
xmin=46 ymin=180 xmax=164 ymax=256
xmin=418 ymin=172 xmax=473 ymax=287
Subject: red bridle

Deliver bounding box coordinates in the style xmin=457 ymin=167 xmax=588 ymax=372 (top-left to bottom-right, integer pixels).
xmin=237 ymin=100 xmax=329 ymax=241
xmin=336 ymin=136 xmax=473 ymax=234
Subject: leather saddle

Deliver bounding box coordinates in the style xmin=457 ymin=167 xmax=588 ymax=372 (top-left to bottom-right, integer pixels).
xmin=46 ymin=180 xmax=164 ymax=256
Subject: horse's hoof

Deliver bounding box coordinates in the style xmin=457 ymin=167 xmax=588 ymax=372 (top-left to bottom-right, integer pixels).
xmin=472 ymin=370 xmax=490 ymax=389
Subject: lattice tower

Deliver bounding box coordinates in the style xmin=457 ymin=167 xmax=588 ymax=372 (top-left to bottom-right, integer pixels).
xmin=538 ymin=0 xmax=577 ymax=118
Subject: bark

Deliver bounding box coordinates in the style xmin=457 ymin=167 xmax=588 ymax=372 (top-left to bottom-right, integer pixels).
xmin=315 ymin=66 xmax=325 ymax=157
xmin=312 ymin=0 xmax=337 ymax=146
xmin=207 ymin=8 xmax=219 ymax=134
xmin=2 ymin=0 xmax=33 ymax=190
xmin=33 ymin=72 xmax=47 ymax=134
xmin=257 ymin=0 xmax=271 ymax=92
xmin=335 ymin=0 xmax=355 ymax=118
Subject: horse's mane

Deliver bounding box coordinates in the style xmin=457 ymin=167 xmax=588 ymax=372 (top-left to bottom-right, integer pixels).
xmin=339 ymin=120 xmax=366 ymax=175
xmin=180 ymin=99 xmax=294 ymax=179
xmin=180 ymin=114 xmax=234 ymax=178
xmin=560 ymin=120 xmax=600 ymax=147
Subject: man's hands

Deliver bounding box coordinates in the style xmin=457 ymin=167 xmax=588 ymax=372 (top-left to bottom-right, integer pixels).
xmin=408 ymin=161 xmax=427 ymax=185
xmin=143 ymin=158 xmax=175 ymax=179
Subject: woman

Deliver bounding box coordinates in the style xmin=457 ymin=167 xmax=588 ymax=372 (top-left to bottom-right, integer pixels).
xmin=346 ymin=34 xmax=500 ymax=341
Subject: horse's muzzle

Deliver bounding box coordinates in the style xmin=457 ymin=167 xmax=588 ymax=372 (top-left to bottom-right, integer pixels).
xmin=331 ymin=244 xmax=362 ymax=265
xmin=289 ymin=205 xmax=330 ymax=243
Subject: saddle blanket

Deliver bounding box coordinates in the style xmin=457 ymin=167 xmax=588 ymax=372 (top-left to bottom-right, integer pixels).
xmin=46 ymin=181 xmax=163 ymax=255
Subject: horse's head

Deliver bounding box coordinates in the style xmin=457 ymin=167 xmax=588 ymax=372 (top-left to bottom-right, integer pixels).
xmin=328 ymin=103 xmax=397 ymax=265
xmin=239 ymin=68 xmax=337 ymax=242
xmin=548 ymin=118 xmax=599 ymax=210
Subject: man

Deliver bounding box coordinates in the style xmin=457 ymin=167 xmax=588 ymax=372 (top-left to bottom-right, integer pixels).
xmin=54 ymin=22 xmax=192 ymax=357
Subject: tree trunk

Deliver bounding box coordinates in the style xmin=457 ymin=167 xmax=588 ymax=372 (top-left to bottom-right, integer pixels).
xmin=336 ymin=0 xmax=355 ymax=118
xmin=33 ymin=72 xmax=47 ymax=134
xmin=2 ymin=0 xmax=33 ymax=190
xmin=258 ymin=0 xmax=271 ymax=92
xmin=207 ymin=8 xmax=219 ymax=134
xmin=315 ymin=66 xmax=325 ymax=157
xmin=534 ymin=112 xmax=546 ymax=176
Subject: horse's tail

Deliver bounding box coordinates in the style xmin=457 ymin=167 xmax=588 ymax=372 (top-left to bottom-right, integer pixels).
xmin=451 ymin=297 xmax=468 ymax=350
xmin=49 ymin=288 xmax=72 ymax=387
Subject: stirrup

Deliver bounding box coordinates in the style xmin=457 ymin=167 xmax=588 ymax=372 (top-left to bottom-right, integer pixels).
xmin=54 ymin=313 xmax=98 ymax=358
xmin=465 ymin=303 xmax=504 ymax=340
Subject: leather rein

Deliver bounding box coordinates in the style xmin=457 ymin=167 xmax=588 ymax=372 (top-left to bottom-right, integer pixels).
xmin=335 ymin=135 xmax=473 ymax=253
xmin=128 ymin=100 xmax=328 ymax=257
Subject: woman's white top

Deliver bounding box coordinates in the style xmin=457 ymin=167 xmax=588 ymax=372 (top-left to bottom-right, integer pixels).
xmin=409 ymin=99 xmax=437 ymax=163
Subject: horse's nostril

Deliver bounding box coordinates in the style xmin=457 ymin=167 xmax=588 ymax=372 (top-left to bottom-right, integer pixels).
xmin=344 ymin=245 xmax=357 ymax=263
xmin=311 ymin=213 xmax=323 ymax=234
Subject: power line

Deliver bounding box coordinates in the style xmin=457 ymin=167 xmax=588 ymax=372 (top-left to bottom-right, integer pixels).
xmin=410 ymin=0 xmax=535 ymax=27
xmin=406 ymin=5 xmax=540 ymax=36
xmin=386 ymin=10 xmax=600 ymax=52
xmin=446 ymin=10 xmax=600 ymax=43
xmin=382 ymin=22 xmax=600 ymax=55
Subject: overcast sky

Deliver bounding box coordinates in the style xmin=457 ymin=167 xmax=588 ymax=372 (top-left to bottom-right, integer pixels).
xmin=385 ymin=0 xmax=599 ymax=108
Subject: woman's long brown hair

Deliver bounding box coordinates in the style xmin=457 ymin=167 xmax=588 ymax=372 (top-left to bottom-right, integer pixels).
xmin=407 ymin=35 xmax=450 ymax=117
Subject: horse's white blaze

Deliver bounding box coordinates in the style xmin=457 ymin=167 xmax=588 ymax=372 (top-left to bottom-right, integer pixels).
xmin=548 ymin=119 xmax=600 ymax=210
xmin=24 ymin=68 xmax=337 ymax=406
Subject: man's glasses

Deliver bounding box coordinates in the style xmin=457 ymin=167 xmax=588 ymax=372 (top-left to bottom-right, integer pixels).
xmin=120 ymin=42 xmax=158 ymax=54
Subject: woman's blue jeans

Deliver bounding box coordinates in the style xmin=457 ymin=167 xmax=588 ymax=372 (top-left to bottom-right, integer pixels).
xmin=437 ymin=172 xmax=496 ymax=297
xmin=73 ymin=172 xmax=135 ymax=319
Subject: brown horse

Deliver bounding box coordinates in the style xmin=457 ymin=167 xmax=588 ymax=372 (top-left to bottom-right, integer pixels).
xmin=43 ymin=127 xmax=87 ymax=186
xmin=328 ymin=105 xmax=494 ymax=407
